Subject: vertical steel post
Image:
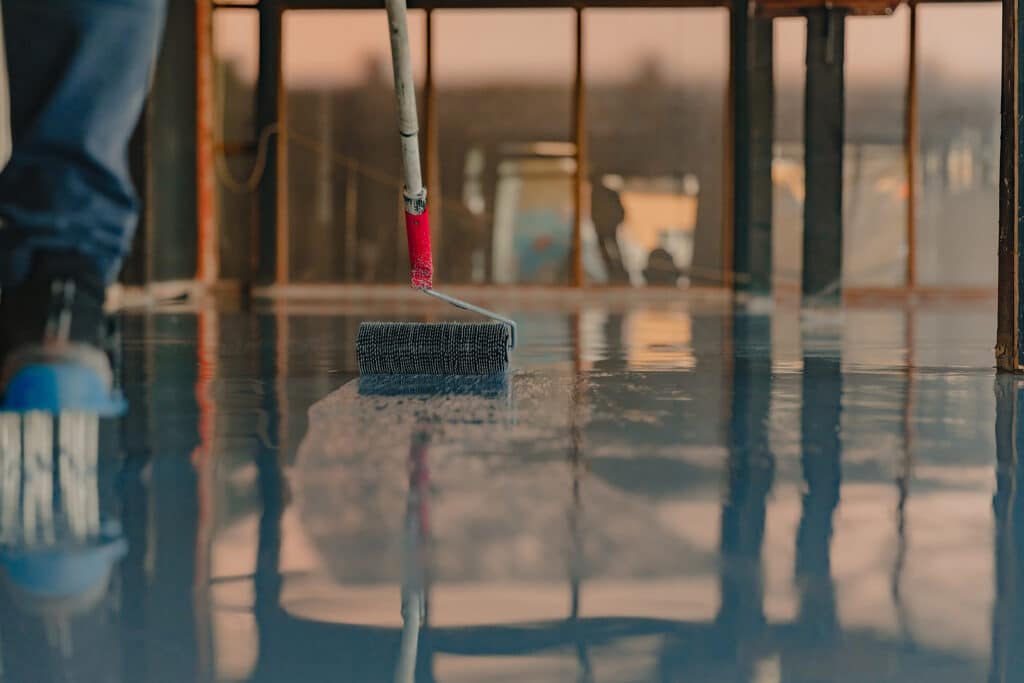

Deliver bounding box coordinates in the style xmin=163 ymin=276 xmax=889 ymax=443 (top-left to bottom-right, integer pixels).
xmin=148 ymin=0 xmax=199 ymax=281
xmin=731 ymin=0 xmax=774 ymax=295
xmin=256 ymin=0 xmax=286 ymax=285
xmin=998 ymin=0 xmax=1022 ymax=370
xmin=802 ymin=7 xmax=846 ymax=303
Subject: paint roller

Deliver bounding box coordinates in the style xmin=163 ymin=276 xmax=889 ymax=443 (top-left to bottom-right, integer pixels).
xmin=356 ymin=0 xmax=517 ymax=377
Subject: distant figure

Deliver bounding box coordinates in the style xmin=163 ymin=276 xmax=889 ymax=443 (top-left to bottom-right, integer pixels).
xmin=591 ymin=179 xmax=629 ymax=284
xmin=643 ymin=248 xmax=681 ymax=286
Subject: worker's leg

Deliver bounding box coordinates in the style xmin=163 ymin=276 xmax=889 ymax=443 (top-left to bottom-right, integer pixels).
xmin=0 ymin=0 xmax=166 ymax=287
xmin=0 ymin=0 xmax=166 ymax=404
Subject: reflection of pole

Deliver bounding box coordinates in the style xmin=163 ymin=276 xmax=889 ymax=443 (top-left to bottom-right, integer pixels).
xmin=395 ymin=601 xmax=422 ymax=683
xmin=396 ymin=430 xmax=431 ymax=683
xmin=120 ymin=397 xmax=151 ymax=681
xmin=782 ymin=327 xmax=839 ymax=683
xmin=717 ymin=311 xmax=774 ymax=677
xmin=147 ymin=312 xmax=203 ymax=682
xmin=785 ymin=329 xmax=842 ymax=682
xmin=252 ymin=312 xmax=285 ymax=681
xmin=119 ymin=314 xmax=151 ymax=681
xmin=192 ymin=306 xmax=218 ymax=680
xmin=567 ymin=372 xmax=592 ymax=683
xmin=893 ymin=310 xmax=915 ymax=645
xmin=991 ymin=376 xmax=1024 ymax=683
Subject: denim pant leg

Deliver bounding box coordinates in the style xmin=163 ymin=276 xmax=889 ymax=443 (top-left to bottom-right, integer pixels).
xmin=0 ymin=0 xmax=167 ymax=286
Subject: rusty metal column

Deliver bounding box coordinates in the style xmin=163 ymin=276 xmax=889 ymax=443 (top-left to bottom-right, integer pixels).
xmin=256 ymin=0 xmax=286 ymax=285
xmin=197 ymin=0 xmax=218 ymax=286
xmin=572 ymin=7 xmax=586 ymax=288
xmin=802 ymin=7 xmax=846 ymax=303
xmin=731 ymin=0 xmax=774 ymax=296
xmin=998 ymin=0 xmax=1022 ymax=370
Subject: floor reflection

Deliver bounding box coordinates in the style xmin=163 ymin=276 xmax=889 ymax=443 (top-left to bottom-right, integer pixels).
xmin=0 ymin=301 xmax=1008 ymax=681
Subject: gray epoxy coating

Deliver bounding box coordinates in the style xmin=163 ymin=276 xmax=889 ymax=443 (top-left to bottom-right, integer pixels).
xmin=0 ymin=299 xmax=1017 ymax=682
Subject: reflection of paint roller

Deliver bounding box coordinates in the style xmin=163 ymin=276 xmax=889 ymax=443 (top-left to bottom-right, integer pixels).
xmin=358 ymin=373 xmax=509 ymax=399
xmin=394 ymin=428 xmax=431 ymax=683
xmin=294 ymin=374 xmax=518 ymax=597
xmin=361 ymin=376 xmax=507 ymax=683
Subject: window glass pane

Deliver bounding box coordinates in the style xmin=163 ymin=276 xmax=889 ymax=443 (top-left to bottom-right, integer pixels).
xmin=284 ymin=10 xmax=426 ymax=283
xmin=774 ymin=17 xmax=806 ymax=290
xmin=585 ymin=9 xmax=728 ymax=288
xmin=435 ymin=10 xmax=575 ymax=285
xmin=917 ymin=4 xmax=1000 ymax=288
xmin=844 ymin=9 xmax=909 ymax=288
xmin=213 ymin=9 xmax=259 ymax=281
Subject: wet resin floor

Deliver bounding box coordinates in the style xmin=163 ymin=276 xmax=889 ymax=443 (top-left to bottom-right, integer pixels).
xmin=1 ymin=294 xmax=1019 ymax=682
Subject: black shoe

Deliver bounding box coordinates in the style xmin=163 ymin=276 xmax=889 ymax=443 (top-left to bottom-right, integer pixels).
xmin=0 ymin=250 xmax=115 ymax=403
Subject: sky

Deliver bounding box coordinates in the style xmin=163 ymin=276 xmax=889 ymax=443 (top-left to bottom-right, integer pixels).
xmin=213 ymin=4 xmax=1001 ymax=88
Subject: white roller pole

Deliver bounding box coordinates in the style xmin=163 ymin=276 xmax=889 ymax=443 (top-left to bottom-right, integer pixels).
xmin=385 ymin=0 xmax=426 ymax=214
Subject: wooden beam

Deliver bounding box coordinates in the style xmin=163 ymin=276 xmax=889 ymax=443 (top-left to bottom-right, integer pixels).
xmin=802 ymin=7 xmax=846 ymax=302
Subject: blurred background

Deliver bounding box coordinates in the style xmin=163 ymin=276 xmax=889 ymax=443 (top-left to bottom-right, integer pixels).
xmin=128 ymin=1 xmax=999 ymax=294
xmin=167 ymin=3 xmax=1000 ymax=290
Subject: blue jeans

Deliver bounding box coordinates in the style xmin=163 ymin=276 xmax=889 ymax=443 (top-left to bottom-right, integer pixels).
xmin=0 ymin=0 xmax=166 ymax=285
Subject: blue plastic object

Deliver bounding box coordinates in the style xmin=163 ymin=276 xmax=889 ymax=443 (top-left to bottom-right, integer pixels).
xmin=0 ymin=363 xmax=125 ymax=415
xmin=0 ymin=534 xmax=127 ymax=598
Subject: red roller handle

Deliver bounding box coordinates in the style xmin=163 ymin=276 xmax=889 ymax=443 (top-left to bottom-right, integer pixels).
xmin=406 ymin=206 xmax=433 ymax=290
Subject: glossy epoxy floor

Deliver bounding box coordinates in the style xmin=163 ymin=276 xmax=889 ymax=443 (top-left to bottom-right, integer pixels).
xmin=0 ymin=295 xmax=1017 ymax=682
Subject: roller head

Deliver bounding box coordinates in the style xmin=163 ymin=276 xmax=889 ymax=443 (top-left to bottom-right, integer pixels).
xmin=357 ymin=322 xmax=511 ymax=376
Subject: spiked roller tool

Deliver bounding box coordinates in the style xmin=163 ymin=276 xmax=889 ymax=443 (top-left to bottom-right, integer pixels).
xmin=356 ymin=0 xmax=516 ymax=377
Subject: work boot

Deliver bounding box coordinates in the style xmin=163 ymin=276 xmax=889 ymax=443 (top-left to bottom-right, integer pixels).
xmin=0 ymin=250 xmax=122 ymax=414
